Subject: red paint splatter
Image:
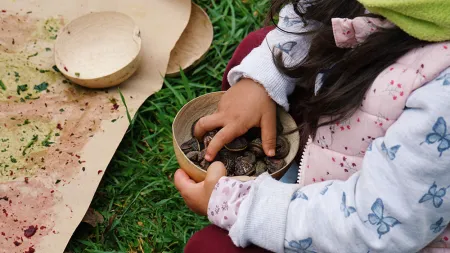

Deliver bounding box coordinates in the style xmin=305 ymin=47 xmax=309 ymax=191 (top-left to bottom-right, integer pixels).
xmin=98 ymin=170 xmax=103 ymax=175
xmin=444 ymin=236 xmax=449 ymax=241
xmin=13 ymin=241 xmax=21 ymax=246
xmin=64 ymin=66 xmax=68 ymax=71
xmin=7 ymin=96 xmax=12 ymax=99
xmin=421 ymin=64 xmax=424 ymax=68
xmin=332 ymin=158 xmax=336 ymax=162
xmin=352 ymin=163 xmax=356 ymax=167
xmin=343 ymin=156 xmax=347 ymax=161
xmin=397 ymin=83 xmax=402 ymax=88
xmin=40 ymin=226 xmax=46 ymax=230
xmin=390 ymin=80 xmax=394 ymax=85
xmin=389 ymin=67 xmax=394 ymax=71
xmin=1 ymin=232 xmax=4 ymax=236
xmin=112 ymin=104 xmax=119 ymax=110
xmin=444 ymin=45 xmax=448 ymax=50
xmin=56 ymin=123 xmax=63 ymax=130
xmin=357 ymin=118 xmax=360 ymax=122
xmin=346 ymin=125 xmax=351 ymax=130
xmin=400 ymin=91 xmax=404 ymax=97
xmin=340 ymin=126 xmax=345 ymax=131
xmin=3 ymin=209 xmax=8 ymax=217
xmin=393 ymin=96 xmax=397 ymax=100
xmin=1 ymin=10 xmax=6 ymax=13
xmin=344 ymin=169 xmax=349 ymax=172
xmin=25 ymin=246 xmax=35 ymax=253
xmin=24 ymin=225 xmax=37 ymax=238
xmin=50 ymin=190 xmax=54 ymax=193
xmin=24 ymin=177 xmax=29 ymax=184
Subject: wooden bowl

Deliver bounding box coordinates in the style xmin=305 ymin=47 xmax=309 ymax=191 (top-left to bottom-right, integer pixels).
xmin=54 ymin=11 xmax=142 ymax=89
xmin=166 ymin=3 xmax=213 ymax=77
xmin=172 ymin=92 xmax=300 ymax=183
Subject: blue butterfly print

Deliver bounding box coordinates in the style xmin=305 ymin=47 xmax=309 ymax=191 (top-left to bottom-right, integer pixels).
xmin=291 ymin=190 xmax=308 ymax=201
xmin=287 ymin=238 xmax=317 ymax=253
xmin=366 ymin=198 xmax=401 ymax=239
xmin=421 ymin=117 xmax=450 ymax=157
xmin=430 ymin=217 xmax=447 ymax=233
xmin=320 ymin=182 xmax=333 ymax=195
xmin=437 ymin=73 xmax=450 ymax=86
xmin=419 ymin=182 xmax=450 ymax=208
xmin=381 ymin=142 xmax=401 ymax=160
xmin=340 ymin=192 xmax=357 ymax=218
xmin=367 ymin=142 xmax=373 ymax=152
xmin=276 ymin=41 xmax=297 ymax=55
xmin=283 ymin=16 xmax=303 ymax=27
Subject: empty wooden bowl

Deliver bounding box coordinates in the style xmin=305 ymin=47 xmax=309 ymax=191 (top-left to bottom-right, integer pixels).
xmin=172 ymin=92 xmax=300 ymax=183
xmin=54 ymin=11 xmax=142 ymax=88
xmin=166 ymin=3 xmax=213 ymax=77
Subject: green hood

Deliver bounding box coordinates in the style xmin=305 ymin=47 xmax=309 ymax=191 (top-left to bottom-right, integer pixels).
xmin=357 ymin=0 xmax=450 ymax=42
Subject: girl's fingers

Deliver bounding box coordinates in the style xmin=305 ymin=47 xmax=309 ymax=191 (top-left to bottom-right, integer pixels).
xmin=193 ymin=113 xmax=224 ymax=139
xmin=205 ymin=124 xmax=246 ymax=161
xmin=260 ymin=112 xmax=277 ymax=157
xmin=174 ymin=169 xmax=197 ymax=194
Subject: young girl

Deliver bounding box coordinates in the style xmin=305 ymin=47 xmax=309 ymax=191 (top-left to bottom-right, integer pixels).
xmin=175 ymin=0 xmax=450 ymax=252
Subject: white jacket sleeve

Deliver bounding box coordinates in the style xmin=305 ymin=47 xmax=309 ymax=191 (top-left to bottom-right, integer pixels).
xmin=227 ymin=4 xmax=319 ymax=111
xmin=229 ymin=68 xmax=450 ymax=253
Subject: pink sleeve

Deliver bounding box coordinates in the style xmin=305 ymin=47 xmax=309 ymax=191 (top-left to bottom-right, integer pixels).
xmin=207 ymin=177 xmax=254 ymax=231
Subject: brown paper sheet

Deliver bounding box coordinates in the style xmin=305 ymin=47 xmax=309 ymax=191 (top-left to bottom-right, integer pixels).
xmin=0 ymin=1 xmax=191 ymax=252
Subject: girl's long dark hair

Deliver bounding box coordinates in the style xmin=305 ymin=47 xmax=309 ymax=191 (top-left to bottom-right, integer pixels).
xmin=269 ymin=0 xmax=427 ymax=148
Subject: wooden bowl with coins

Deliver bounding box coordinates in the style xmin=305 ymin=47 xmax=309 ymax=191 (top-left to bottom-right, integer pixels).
xmin=172 ymin=92 xmax=300 ymax=183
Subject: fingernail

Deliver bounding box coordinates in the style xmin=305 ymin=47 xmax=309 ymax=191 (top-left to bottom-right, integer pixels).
xmin=268 ymin=149 xmax=275 ymax=157
xmin=205 ymin=154 xmax=212 ymax=161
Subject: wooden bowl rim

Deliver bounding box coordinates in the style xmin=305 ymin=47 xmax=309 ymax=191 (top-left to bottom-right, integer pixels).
xmin=54 ymin=11 xmax=142 ymax=82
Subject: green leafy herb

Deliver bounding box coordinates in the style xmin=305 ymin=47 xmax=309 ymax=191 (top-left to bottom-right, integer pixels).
xmin=55 ymin=133 xmax=60 ymax=137
xmin=10 ymin=156 xmax=17 ymax=163
xmin=75 ymin=72 xmax=80 ymax=77
xmin=45 ymin=47 xmax=51 ymax=51
xmin=14 ymin=72 xmax=20 ymax=82
xmin=0 ymin=80 xmax=6 ymax=91
xmin=23 ymin=119 xmax=30 ymax=125
xmin=1 ymin=138 xmax=9 ymax=142
xmin=49 ymin=35 xmax=57 ymax=40
xmin=16 ymin=84 xmax=28 ymax=95
xmin=22 ymin=135 xmax=38 ymax=155
xmin=1 ymin=149 xmax=6 ymax=152
xmin=62 ymin=80 xmax=69 ymax=84
xmin=111 ymin=119 xmax=117 ymax=123
xmin=20 ymin=98 xmax=25 ymax=103
xmin=27 ymin=52 xmax=38 ymax=59
xmin=52 ymin=65 xmax=60 ymax=73
xmin=55 ymin=179 xmax=61 ymax=184
xmin=34 ymin=82 xmax=48 ymax=92
xmin=59 ymin=108 xmax=64 ymax=112
xmin=41 ymin=131 xmax=54 ymax=147
xmin=39 ymin=69 xmax=50 ymax=73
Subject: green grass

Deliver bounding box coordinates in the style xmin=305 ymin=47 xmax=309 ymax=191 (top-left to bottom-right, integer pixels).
xmin=66 ymin=1 xmax=270 ymax=252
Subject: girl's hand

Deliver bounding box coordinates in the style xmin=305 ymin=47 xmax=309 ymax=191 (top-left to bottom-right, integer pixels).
xmin=194 ymin=78 xmax=277 ymax=161
xmin=174 ymin=162 xmax=227 ymax=216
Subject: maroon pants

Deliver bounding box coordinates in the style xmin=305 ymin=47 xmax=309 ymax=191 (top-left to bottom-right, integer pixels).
xmin=184 ymin=26 xmax=275 ymax=253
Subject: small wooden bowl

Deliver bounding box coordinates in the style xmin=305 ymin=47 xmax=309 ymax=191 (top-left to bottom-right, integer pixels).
xmin=172 ymin=92 xmax=300 ymax=183
xmin=54 ymin=11 xmax=142 ymax=89
xmin=166 ymin=3 xmax=213 ymax=77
